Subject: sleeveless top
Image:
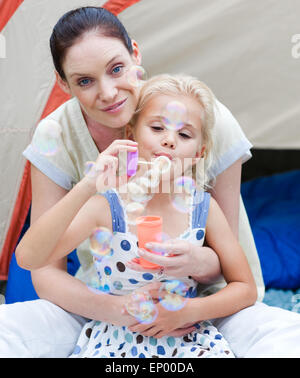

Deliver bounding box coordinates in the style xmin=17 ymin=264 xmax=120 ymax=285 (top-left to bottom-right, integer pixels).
xmin=92 ymin=189 xmax=211 ymax=297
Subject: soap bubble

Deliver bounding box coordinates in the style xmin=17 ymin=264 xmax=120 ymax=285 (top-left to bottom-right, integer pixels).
xmin=174 ymin=176 xmax=196 ymax=194
xmin=161 ymin=101 xmax=187 ymax=131
xmin=170 ymin=193 xmax=191 ymax=213
xmin=32 ymin=119 xmax=62 ymax=156
xmin=84 ymin=161 xmax=97 ymax=178
xmin=126 ymin=65 xmax=147 ymax=87
xmin=126 ymin=201 xmax=145 ymax=225
xmin=125 ymin=291 xmax=158 ymax=324
xmin=89 ymin=227 xmax=113 ymax=260
xmin=159 ymin=280 xmax=189 ymax=311
xmin=153 ymin=155 xmax=172 ymax=174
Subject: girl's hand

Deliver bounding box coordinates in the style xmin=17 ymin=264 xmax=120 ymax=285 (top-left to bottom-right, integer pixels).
xmin=127 ymin=239 xmax=202 ymax=278
xmin=84 ymin=139 xmax=138 ymax=193
xmin=124 ymin=283 xmax=197 ymax=338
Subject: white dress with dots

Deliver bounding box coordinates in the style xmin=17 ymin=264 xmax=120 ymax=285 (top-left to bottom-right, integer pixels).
xmin=69 ymin=190 xmax=234 ymax=358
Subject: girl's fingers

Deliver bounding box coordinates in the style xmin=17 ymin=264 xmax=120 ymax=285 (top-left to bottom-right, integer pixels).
xmin=145 ymin=240 xmax=189 ymax=256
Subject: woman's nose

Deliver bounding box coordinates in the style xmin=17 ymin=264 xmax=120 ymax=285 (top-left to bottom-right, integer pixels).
xmin=99 ymin=79 xmax=118 ymax=102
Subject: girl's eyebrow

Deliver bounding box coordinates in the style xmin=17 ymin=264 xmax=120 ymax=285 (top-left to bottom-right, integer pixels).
xmin=69 ymin=55 xmax=123 ymax=78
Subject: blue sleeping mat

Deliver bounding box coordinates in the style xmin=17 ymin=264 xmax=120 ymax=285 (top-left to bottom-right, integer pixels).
xmin=241 ymin=169 xmax=300 ymax=290
xmin=5 ymin=170 xmax=300 ymax=307
xmin=5 ymin=208 xmax=80 ymax=304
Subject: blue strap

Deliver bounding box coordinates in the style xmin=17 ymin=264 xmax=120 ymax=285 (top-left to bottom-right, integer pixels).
xmin=191 ymin=191 xmax=211 ymax=229
xmin=101 ymin=190 xmax=126 ymax=233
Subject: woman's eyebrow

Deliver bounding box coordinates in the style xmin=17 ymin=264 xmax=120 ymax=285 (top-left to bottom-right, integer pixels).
xmin=69 ymin=55 xmax=124 ymax=78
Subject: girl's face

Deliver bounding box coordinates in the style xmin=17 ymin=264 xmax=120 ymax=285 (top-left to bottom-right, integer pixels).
xmin=132 ymin=93 xmax=205 ymax=178
xmin=58 ymin=32 xmax=141 ymax=129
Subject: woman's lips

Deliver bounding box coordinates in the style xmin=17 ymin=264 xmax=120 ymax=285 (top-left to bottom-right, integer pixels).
xmin=101 ymin=98 xmax=127 ymax=113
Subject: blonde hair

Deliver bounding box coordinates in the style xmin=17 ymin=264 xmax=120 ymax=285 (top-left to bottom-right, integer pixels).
xmin=131 ymin=73 xmax=216 ymax=188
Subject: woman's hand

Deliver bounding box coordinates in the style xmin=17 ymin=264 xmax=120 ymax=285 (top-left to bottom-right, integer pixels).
xmin=126 ymin=239 xmax=221 ymax=283
xmin=84 ymin=139 xmax=138 ymax=193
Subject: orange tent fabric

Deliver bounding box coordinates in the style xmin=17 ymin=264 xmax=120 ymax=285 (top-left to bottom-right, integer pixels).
xmin=0 ymin=0 xmax=141 ymax=280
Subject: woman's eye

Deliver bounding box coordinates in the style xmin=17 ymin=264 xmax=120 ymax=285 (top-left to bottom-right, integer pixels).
xmin=78 ymin=78 xmax=92 ymax=87
xmin=111 ymin=65 xmax=124 ymax=75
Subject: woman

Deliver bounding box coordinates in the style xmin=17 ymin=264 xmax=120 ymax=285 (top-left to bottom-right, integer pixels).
xmin=1 ymin=6 xmax=299 ymax=358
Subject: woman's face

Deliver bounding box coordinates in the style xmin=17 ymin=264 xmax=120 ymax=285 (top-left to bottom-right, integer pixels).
xmin=132 ymin=93 xmax=205 ymax=179
xmin=60 ymin=32 xmax=141 ymax=128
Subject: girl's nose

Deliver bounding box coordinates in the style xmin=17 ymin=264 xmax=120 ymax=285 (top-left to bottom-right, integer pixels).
xmin=161 ymin=133 xmax=176 ymax=149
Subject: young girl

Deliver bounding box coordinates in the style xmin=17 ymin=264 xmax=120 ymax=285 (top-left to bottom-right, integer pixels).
xmin=16 ymin=74 xmax=257 ymax=358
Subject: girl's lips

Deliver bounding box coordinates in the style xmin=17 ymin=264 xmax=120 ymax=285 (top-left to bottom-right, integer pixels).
xmin=154 ymin=153 xmax=173 ymax=161
xmin=102 ymin=98 xmax=127 ymax=113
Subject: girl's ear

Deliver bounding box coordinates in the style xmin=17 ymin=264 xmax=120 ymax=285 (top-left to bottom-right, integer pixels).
xmin=125 ymin=123 xmax=135 ymax=141
xmin=196 ymin=145 xmax=206 ymax=159
xmin=55 ymin=71 xmax=71 ymax=96
xmin=131 ymin=39 xmax=142 ymax=66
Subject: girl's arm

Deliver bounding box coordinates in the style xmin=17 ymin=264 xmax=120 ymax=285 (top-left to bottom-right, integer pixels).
xmin=183 ymin=196 xmax=257 ymax=322
xmin=128 ymin=196 xmax=257 ymax=338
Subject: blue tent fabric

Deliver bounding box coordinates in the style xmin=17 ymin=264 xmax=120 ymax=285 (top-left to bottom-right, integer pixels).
xmin=5 ymin=207 xmax=80 ymax=304
xmin=241 ymin=170 xmax=300 ymax=290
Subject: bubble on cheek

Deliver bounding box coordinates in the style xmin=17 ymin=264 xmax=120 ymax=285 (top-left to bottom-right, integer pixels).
xmin=159 ymin=280 xmax=189 ymax=311
xmin=126 ymin=65 xmax=147 ymax=87
xmin=89 ymin=227 xmax=113 ymax=260
xmin=161 ymin=101 xmax=187 ymax=131
xmin=32 ymin=119 xmax=62 ymax=156
xmin=125 ymin=291 xmax=158 ymax=324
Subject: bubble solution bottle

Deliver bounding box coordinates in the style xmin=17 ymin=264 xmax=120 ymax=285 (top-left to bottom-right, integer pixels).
xmin=136 ymin=216 xmax=163 ymax=269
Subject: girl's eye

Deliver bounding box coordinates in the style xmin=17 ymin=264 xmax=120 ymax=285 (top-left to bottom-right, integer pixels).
xmin=151 ymin=125 xmax=164 ymax=131
xmin=179 ymin=132 xmax=191 ymax=139
xmin=78 ymin=78 xmax=92 ymax=87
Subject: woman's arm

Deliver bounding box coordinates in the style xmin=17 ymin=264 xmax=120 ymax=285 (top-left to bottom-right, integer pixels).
xmin=20 ymin=165 xmax=136 ymax=326
xmin=211 ymin=158 xmax=242 ymax=238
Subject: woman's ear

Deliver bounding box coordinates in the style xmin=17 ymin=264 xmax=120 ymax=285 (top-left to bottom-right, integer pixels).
xmin=131 ymin=39 xmax=142 ymax=66
xmin=55 ymin=71 xmax=71 ymax=96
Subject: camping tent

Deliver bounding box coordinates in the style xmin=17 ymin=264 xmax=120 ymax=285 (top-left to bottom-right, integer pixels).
xmin=1 ymin=0 xmax=300 ymax=300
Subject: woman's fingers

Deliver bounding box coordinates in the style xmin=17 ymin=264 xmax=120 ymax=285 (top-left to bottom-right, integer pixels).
xmin=102 ymin=139 xmax=138 ymax=156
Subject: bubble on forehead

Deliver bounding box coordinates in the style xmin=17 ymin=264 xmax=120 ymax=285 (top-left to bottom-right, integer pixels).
xmin=89 ymin=227 xmax=113 ymax=260
xmin=126 ymin=65 xmax=147 ymax=87
xmin=158 ymin=280 xmax=189 ymax=311
xmin=161 ymin=100 xmax=188 ymax=131
xmin=32 ymin=119 xmax=62 ymax=156
xmin=125 ymin=291 xmax=158 ymax=324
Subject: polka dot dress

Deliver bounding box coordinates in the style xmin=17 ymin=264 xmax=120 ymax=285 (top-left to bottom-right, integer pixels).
xmin=69 ymin=190 xmax=234 ymax=358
